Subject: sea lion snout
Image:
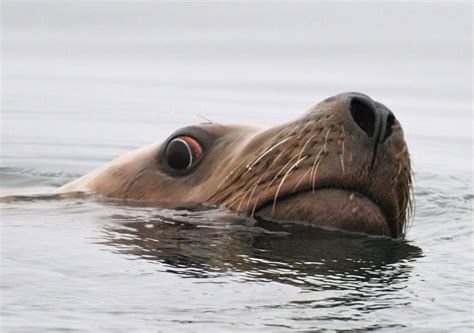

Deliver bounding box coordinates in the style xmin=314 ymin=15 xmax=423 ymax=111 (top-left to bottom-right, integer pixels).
xmin=214 ymin=92 xmax=412 ymax=238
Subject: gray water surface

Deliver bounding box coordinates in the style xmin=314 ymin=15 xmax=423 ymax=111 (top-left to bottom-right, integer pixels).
xmin=1 ymin=2 xmax=473 ymax=332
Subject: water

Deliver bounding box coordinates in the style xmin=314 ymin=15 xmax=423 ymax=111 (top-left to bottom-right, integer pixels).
xmin=1 ymin=1 xmax=472 ymax=331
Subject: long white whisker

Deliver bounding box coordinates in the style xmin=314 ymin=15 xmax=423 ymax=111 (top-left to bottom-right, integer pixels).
xmin=297 ymin=134 xmax=316 ymax=161
xmin=310 ymin=129 xmax=331 ymax=190
xmin=246 ymin=136 xmax=294 ymax=171
xmin=272 ymin=156 xmax=308 ymax=214
xmin=291 ymin=168 xmax=311 ymax=193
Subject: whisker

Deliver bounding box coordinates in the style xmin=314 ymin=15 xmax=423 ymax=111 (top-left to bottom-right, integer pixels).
xmin=340 ymin=124 xmax=346 ymax=139
xmin=245 ymin=135 xmax=294 ymax=172
xmin=339 ymin=154 xmax=345 ymax=174
xmin=340 ymin=125 xmax=346 ymax=174
xmin=250 ymin=151 xmax=299 ymax=216
xmin=244 ymin=183 xmax=260 ymax=211
xmin=391 ymin=162 xmax=402 ymax=188
xmin=215 ymin=136 xmax=295 ymax=202
xmin=297 ymin=134 xmax=316 ymax=161
xmin=216 ymin=162 xmax=245 ymax=190
xmin=297 ymin=120 xmax=314 ymax=137
xmin=397 ymin=145 xmax=407 ymax=158
xmin=291 ymin=168 xmax=311 ymax=193
xmin=310 ymin=128 xmax=331 ymax=191
xmin=222 ymin=187 xmax=248 ymax=209
xmin=227 ymin=150 xmax=287 ymax=214
xmin=236 ymin=187 xmax=253 ymax=213
xmin=196 ymin=114 xmax=213 ymax=124
xmin=245 ymin=150 xmax=286 ymax=212
xmin=272 ymin=156 xmax=308 ymax=214
xmin=324 ymin=128 xmax=331 ymax=143
xmin=310 ymin=145 xmax=325 ymax=192
xmin=287 ymin=126 xmax=299 ymax=137
xmin=405 ymin=171 xmax=415 ymax=236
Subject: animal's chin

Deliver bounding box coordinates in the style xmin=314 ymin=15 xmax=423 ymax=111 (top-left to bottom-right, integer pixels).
xmin=254 ymin=188 xmax=392 ymax=237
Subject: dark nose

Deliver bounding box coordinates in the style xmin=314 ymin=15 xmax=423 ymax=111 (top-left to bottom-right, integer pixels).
xmin=349 ymin=94 xmax=395 ymax=143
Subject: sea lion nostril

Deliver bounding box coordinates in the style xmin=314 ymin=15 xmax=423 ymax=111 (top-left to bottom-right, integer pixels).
xmin=349 ymin=95 xmax=396 ymax=143
xmin=383 ymin=114 xmax=396 ymax=142
xmin=350 ymin=97 xmax=377 ymax=138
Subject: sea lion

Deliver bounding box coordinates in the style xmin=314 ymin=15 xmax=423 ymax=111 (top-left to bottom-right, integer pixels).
xmin=58 ymin=92 xmax=413 ymax=238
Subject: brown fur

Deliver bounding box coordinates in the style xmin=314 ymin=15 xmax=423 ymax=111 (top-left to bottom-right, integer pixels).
xmin=58 ymin=93 xmax=412 ymax=238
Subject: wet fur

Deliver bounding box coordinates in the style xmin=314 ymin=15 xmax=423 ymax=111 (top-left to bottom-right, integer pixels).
xmin=58 ymin=94 xmax=413 ymax=238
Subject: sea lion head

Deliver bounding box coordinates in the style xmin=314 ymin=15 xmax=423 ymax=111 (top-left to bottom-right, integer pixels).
xmin=59 ymin=92 xmax=413 ymax=238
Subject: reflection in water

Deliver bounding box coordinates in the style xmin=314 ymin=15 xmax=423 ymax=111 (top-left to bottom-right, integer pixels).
xmin=102 ymin=207 xmax=423 ymax=297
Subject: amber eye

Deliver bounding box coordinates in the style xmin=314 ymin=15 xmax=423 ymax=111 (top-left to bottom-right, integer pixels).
xmin=164 ymin=136 xmax=203 ymax=172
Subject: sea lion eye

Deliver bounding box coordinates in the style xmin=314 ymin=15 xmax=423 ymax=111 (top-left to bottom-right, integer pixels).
xmin=165 ymin=136 xmax=203 ymax=171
